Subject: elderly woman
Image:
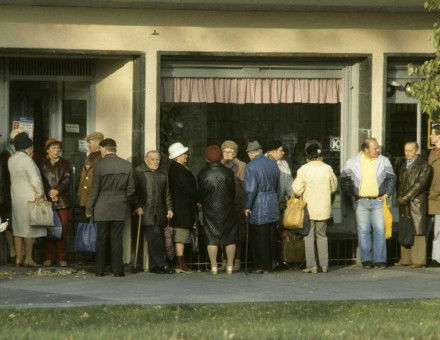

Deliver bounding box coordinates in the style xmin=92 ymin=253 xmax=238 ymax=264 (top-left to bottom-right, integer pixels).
xmin=292 ymin=141 xmax=337 ymax=274
xmin=168 ymin=142 xmax=198 ymax=273
xmin=221 ymin=140 xmax=246 ymax=270
xmin=38 ymin=138 xmax=72 ymax=267
xmin=199 ymin=145 xmax=238 ymax=275
xmin=8 ymin=132 xmax=46 ymax=267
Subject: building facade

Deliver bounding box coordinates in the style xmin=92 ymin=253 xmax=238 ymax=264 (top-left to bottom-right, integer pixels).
xmin=0 ymin=1 xmax=436 ymax=236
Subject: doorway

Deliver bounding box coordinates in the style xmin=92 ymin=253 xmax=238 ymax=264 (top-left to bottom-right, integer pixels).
xmin=8 ymin=80 xmax=91 ymax=203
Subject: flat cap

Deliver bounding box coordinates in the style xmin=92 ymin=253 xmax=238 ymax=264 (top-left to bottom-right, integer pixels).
xmin=246 ymin=140 xmax=262 ymax=153
xmin=85 ymin=131 xmax=104 ymax=142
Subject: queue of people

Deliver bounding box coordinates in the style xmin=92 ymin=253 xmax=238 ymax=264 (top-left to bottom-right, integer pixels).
xmin=1 ymin=128 xmax=440 ymax=277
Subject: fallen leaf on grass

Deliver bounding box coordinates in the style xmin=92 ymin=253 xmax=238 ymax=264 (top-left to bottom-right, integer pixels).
xmin=80 ymin=312 xmax=90 ymax=319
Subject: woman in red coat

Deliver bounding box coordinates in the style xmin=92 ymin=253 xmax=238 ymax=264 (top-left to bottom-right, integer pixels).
xmin=38 ymin=138 xmax=72 ymax=267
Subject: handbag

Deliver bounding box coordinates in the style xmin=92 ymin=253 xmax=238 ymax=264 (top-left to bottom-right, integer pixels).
xmin=189 ymin=214 xmax=200 ymax=253
xmin=47 ymin=209 xmax=62 ymax=240
xmin=383 ymin=197 xmax=393 ymax=239
xmin=164 ymin=222 xmax=175 ymax=260
xmin=398 ymin=214 xmax=415 ymax=247
xmin=282 ymin=196 xmax=307 ymax=229
xmin=293 ymin=206 xmax=311 ymax=237
xmin=75 ymin=219 xmax=97 ymax=252
xmin=28 ymin=194 xmax=54 ymax=227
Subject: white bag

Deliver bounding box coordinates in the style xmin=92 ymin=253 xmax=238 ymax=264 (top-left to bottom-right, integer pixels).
xmin=28 ymin=194 xmax=54 ymax=227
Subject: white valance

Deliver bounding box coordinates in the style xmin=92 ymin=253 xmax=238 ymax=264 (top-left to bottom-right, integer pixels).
xmin=160 ymin=77 xmax=341 ymax=104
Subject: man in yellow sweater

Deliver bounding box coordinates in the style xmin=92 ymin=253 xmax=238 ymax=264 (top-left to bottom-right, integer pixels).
xmin=340 ymin=138 xmax=396 ymax=269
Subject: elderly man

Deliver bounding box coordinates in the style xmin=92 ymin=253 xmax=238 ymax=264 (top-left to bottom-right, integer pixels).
xmin=134 ymin=151 xmax=173 ymax=274
xmin=86 ymin=138 xmax=135 ymax=277
xmin=428 ymin=126 xmax=440 ymax=266
xmin=395 ymin=142 xmax=432 ymax=268
xmin=78 ymin=131 xmax=104 ymax=211
xmin=221 ymin=140 xmax=246 ymax=270
xmin=340 ymin=138 xmax=396 ymax=269
xmin=244 ymin=140 xmax=280 ymax=273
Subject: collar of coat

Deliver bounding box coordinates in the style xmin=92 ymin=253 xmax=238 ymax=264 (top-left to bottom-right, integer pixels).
xmin=138 ymin=162 xmax=165 ymax=174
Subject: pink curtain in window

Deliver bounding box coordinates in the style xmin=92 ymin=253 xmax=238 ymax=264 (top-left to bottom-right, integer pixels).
xmin=160 ymin=78 xmax=341 ymax=104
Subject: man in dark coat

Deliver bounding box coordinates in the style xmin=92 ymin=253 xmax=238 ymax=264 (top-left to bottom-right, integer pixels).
xmin=168 ymin=142 xmax=198 ymax=273
xmin=198 ymin=145 xmax=238 ymax=275
xmin=86 ymin=138 xmax=136 ymax=277
xmin=244 ymin=140 xmax=280 ymax=273
xmin=395 ymin=142 xmax=432 ymax=268
xmin=134 ymin=150 xmax=173 ymax=274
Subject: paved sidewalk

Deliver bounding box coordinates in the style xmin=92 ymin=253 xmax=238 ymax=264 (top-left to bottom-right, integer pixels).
xmin=1 ymin=265 xmax=440 ymax=309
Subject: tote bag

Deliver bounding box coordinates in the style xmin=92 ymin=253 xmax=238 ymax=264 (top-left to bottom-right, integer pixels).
xmin=398 ymin=215 xmax=415 ymax=247
xmin=28 ymin=194 xmax=54 ymax=227
xmin=283 ymin=196 xmax=307 ymax=229
xmin=383 ymin=197 xmax=393 ymax=239
xmin=75 ymin=219 xmax=97 ymax=252
xmin=47 ymin=210 xmax=62 ymax=240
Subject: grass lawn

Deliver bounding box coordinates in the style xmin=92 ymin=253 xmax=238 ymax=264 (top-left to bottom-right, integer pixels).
xmin=1 ymin=299 xmax=440 ymax=339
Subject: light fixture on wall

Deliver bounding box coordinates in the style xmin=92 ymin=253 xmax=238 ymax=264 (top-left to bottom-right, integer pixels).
xmin=387 ymin=80 xmax=413 ymax=97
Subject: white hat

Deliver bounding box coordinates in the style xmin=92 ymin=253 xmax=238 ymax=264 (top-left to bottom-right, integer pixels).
xmin=168 ymin=142 xmax=189 ymax=159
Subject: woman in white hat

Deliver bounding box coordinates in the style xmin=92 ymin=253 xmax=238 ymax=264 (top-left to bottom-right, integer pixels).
xmin=168 ymin=142 xmax=198 ymax=273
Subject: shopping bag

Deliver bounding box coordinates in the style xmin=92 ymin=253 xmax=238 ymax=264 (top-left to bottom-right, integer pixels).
xmin=47 ymin=210 xmax=62 ymax=240
xmin=398 ymin=215 xmax=415 ymax=247
xmin=292 ymin=206 xmax=311 ymax=237
xmin=75 ymin=219 xmax=97 ymax=252
xmin=282 ymin=196 xmax=307 ymax=229
xmin=164 ymin=222 xmax=175 ymax=260
xmin=383 ymin=197 xmax=393 ymax=239
xmin=28 ymin=194 xmax=54 ymax=227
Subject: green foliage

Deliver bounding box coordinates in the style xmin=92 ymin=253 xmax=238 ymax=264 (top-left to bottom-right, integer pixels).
xmin=408 ymin=0 xmax=440 ymax=120
xmin=2 ymin=300 xmax=440 ymax=339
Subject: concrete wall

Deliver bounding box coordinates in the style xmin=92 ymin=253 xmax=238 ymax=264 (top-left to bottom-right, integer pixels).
xmin=0 ymin=5 xmax=436 ymax=152
xmin=95 ymin=59 xmax=133 ymax=160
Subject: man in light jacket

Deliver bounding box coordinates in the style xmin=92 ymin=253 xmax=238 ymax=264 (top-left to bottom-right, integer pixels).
xmin=340 ymin=138 xmax=396 ymax=269
xmin=86 ymin=138 xmax=136 ymax=277
xmin=244 ymin=140 xmax=280 ymax=273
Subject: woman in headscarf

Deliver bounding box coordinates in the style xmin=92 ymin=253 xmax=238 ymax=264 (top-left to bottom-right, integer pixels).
xmin=198 ymin=145 xmax=238 ymax=275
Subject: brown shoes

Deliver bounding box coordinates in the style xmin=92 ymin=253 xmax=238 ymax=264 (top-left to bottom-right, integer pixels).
xmin=410 ymin=264 xmax=424 ymax=269
xmin=174 ymin=256 xmax=194 ymax=274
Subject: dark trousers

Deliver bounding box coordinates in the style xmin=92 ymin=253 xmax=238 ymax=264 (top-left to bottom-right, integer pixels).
xmin=250 ymin=222 xmax=276 ymax=271
xmin=96 ymin=221 xmax=124 ymax=274
xmin=145 ymin=225 xmax=167 ymax=269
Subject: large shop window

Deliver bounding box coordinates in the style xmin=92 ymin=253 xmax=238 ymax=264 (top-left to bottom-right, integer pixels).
xmin=160 ymin=76 xmax=341 ymax=181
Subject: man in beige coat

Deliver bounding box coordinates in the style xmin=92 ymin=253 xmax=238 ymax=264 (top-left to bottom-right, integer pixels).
xmin=292 ymin=141 xmax=337 ymax=273
xmin=428 ymin=127 xmax=440 ymax=266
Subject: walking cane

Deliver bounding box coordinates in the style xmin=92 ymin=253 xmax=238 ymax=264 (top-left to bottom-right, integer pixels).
xmin=133 ymin=214 xmax=142 ymax=273
xmin=245 ymin=212 xmax=250 ymax=275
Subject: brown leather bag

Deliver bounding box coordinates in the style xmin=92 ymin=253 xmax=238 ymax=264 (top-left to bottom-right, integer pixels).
xmin=282 ymin=196 xmax=307 ymax=229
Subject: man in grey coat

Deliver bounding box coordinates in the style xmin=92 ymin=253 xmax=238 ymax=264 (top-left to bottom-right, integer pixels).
xmin=86 ymin=138 xmax=136 ymax=277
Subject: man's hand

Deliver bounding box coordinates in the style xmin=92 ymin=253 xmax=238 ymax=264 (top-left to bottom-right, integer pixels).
xmin=167 ymin=210 xmax=174 ymax=219
xmin=245 ymin=209 xmax=252 ymax=216
xmin=397 ymin=196 xmax=407 ymax=205
xmin=51 ymin=196 xmax=59 ymax=202
xmin=378 ymin=194 xmax=388 ymax=201
xmin=135 ymin=208 xmax=144 ymax=216
xmin=85 ymin=212 xmax=92 ymax=218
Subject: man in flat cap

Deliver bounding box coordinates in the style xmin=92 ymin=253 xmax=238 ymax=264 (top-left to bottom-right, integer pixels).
xmin=86 ymin=138 xmax=136 ymax=277
xmin=244 ymin=140 xmax=280 ymax=273
xmin=78 ymin=131 xmax=104 ymax=213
